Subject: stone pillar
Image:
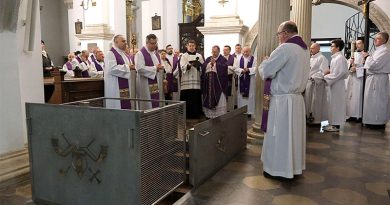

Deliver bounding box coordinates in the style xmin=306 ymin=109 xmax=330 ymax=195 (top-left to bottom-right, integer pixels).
xmin=291 ymin=0 xmax=312 ymax=46
xmin=247 ymin=0 xmax=290 ymax=143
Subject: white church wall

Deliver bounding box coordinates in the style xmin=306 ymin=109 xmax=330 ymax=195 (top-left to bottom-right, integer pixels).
xmin=0 ymin=0 xmax=43 ymax=155
xmin=311 ymin=3 xmax=358 ymax=41
xmin=236 ymin=0 xmax=259 ymax=30
xmin=40 ymin=0 xmax=69 ymax=66
xmin=68 ymin=0 xmax=84 ymax=52
xmin=204 ymin=33 xmax=243 ymax=57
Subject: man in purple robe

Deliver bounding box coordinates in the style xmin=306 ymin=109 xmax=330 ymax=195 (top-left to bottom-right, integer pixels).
xmin=134 ymin=34 xmax=165 ymax=109
xmin=202 ymin=46 xmax=229 ymax=118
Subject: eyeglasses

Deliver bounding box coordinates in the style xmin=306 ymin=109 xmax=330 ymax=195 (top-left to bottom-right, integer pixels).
xmin=276 ymin=30 xmax=287 ymax=36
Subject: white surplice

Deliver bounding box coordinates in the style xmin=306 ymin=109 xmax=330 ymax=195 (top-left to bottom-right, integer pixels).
xmin=104 ymin=46 xmax=133 ymax=109
xmin=346 ymin=52 xmax=364 ymax=118
xmin=305 ymin=52 xmax=329 ymax=123
xmin=234 ymin=56 xmax=257 ymax=115
xmin=324 ymin=52 xmax=349 ymax=126
xmin=363 ymin=44 xmax=390 ymax=125
xmin=89 ymin=61 xmax=104 ymax=78
xmin=61 ymin=62 xmax=74 ymax=79
xmin=258 ymin=41 xmax=310 ymax=178
xmin=135 ymin=48 xmax=161 ymax=110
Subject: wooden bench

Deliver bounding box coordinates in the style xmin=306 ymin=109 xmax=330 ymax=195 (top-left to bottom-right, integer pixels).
xmin=45 ymin=70 xmax=104 ymax=104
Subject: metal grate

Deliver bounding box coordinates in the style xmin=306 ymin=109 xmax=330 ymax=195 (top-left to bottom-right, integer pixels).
xmin=63 ymin=97 xmax=186 ymax=205
xmin=139 ymin=103 xmax=186 ymax=205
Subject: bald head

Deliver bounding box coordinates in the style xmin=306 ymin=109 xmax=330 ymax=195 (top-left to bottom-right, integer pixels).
xmin=242 ymin=46 xmax=251 ymax=58
xmin=277 ymin=21 xmax=298 ymax=44
xmin=310 ymin=43 xmax=320 ymax=56
xmin=113 ymin=34 xmax=127 ymax=51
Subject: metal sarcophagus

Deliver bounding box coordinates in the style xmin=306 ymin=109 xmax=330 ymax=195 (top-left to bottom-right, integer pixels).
xmin=189 ymin=106 xmax=247 ymax=188
xmin=26 ymin=98 xmax=186 ymax=205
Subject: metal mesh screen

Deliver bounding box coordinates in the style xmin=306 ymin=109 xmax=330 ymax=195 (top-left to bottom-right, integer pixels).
xmin=139 ymin=104 xmax=186 ymax=205
xmin=63 ymin=97 xmax=186 ymax=204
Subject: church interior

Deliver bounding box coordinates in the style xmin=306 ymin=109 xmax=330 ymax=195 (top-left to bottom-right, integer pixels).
xmin=1 ymin=0 xmax=390 ymax=204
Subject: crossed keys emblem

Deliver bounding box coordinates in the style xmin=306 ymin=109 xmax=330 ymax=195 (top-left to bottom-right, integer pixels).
xmin=51 ymin=134 xmax=108 ymax=184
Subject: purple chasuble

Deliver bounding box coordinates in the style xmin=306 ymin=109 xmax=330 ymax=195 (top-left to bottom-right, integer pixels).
xmin=239 ymin=56 xmax=254 ymax=97
xmin=261 ymin=35 xmax=307 ymax=132
xmin=140 ymin=47 xmax=161 ymax=108
xmin=75 ymin=56 xmax=90 ymax=78
xmin=202 ymin=55 xmax=228 ymax=109
xmin=110 ymin=47 xmax=131 ymax=109
xmin=65 ymin=62 xmax=72 ymax=70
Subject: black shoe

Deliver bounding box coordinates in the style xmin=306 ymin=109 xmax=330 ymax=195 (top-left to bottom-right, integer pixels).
xmin=263 ymin=171 xmax=294 ymax=182
xmin=366 ymin=124 xmax=386 ymax=129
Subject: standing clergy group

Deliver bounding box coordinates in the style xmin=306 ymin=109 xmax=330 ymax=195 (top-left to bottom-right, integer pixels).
xmin=103 ymin=33 xmax=257 ymax=120
xmin=304 ymin=32 xmax=390 ymax=131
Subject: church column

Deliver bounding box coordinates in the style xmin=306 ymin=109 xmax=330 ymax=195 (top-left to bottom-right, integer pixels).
xmin=247 ymin=0 xmax=290 ymax=143
xmin=291 ymin=0 xmax=312 ymax=46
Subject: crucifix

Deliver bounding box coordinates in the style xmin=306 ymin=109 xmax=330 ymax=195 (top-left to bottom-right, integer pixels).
xmin=218 ymin=0 xmax=229 ymax=7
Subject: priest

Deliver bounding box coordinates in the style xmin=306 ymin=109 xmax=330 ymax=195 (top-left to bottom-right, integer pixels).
xmin=62 ymin=52 xmax=76 ymax=78
xmin=235 ymin=46 xmax=256 ymax=117
xmin=89 ymin=48 xmax=104 ymax=78
xmin=223 ymin=45 xmax=236 ymax=112
xmin=179 ymin=40 xmax=204 ymax=119
xmin=305 ymin=43 xmax=329 ymax=124
xmin=135 ymin=34 xmax=165 ymax=110
xmin=258 ymin=21 xmax=309 ymax=179
xmin=202 ymin=45 xmax=228 ymax=118
xmin=362 ymin=32 xmax=390 ymax=128
xmin=104 ymin=34 xmax=136 ymax=109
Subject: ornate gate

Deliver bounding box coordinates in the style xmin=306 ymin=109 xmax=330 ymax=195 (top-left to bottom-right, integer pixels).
xmin=178 ymin=14 xmax=204 ymax=55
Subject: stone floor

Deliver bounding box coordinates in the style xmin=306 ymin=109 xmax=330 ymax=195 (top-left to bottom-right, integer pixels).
xmin=1 ymin=121 xmax=390 ymax=205
xmin=179 ymin=121 xmax=390 ymax=205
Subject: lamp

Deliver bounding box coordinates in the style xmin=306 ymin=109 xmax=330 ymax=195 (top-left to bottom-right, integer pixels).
xmin=80 ymin=0 xmax=96 ymax=10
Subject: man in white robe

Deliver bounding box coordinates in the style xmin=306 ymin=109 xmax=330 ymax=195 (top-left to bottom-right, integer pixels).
xmin=104 ymin=34 xmax=136 ymax=109
xmin=346 ymin=40 xmax=364 ymax=121
xmin=323 ymin=39 xmax=349 ymax=132
xmin=135 ymin=34 xmax=165 ymax=110
xmin=305 ymin=43 xmax=329 ymax=124
xmin=61 ymin=52 xmax=76 ymax=79
xmin=202 ymin=45 xmax=228 ymax=118
xmin=362 ymin=32 xmax=390 ymax=128
xmin=258 ymin=21 xmax=309 ymax=179
xmin=235 ymin=46 xmax=256 ymax=117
